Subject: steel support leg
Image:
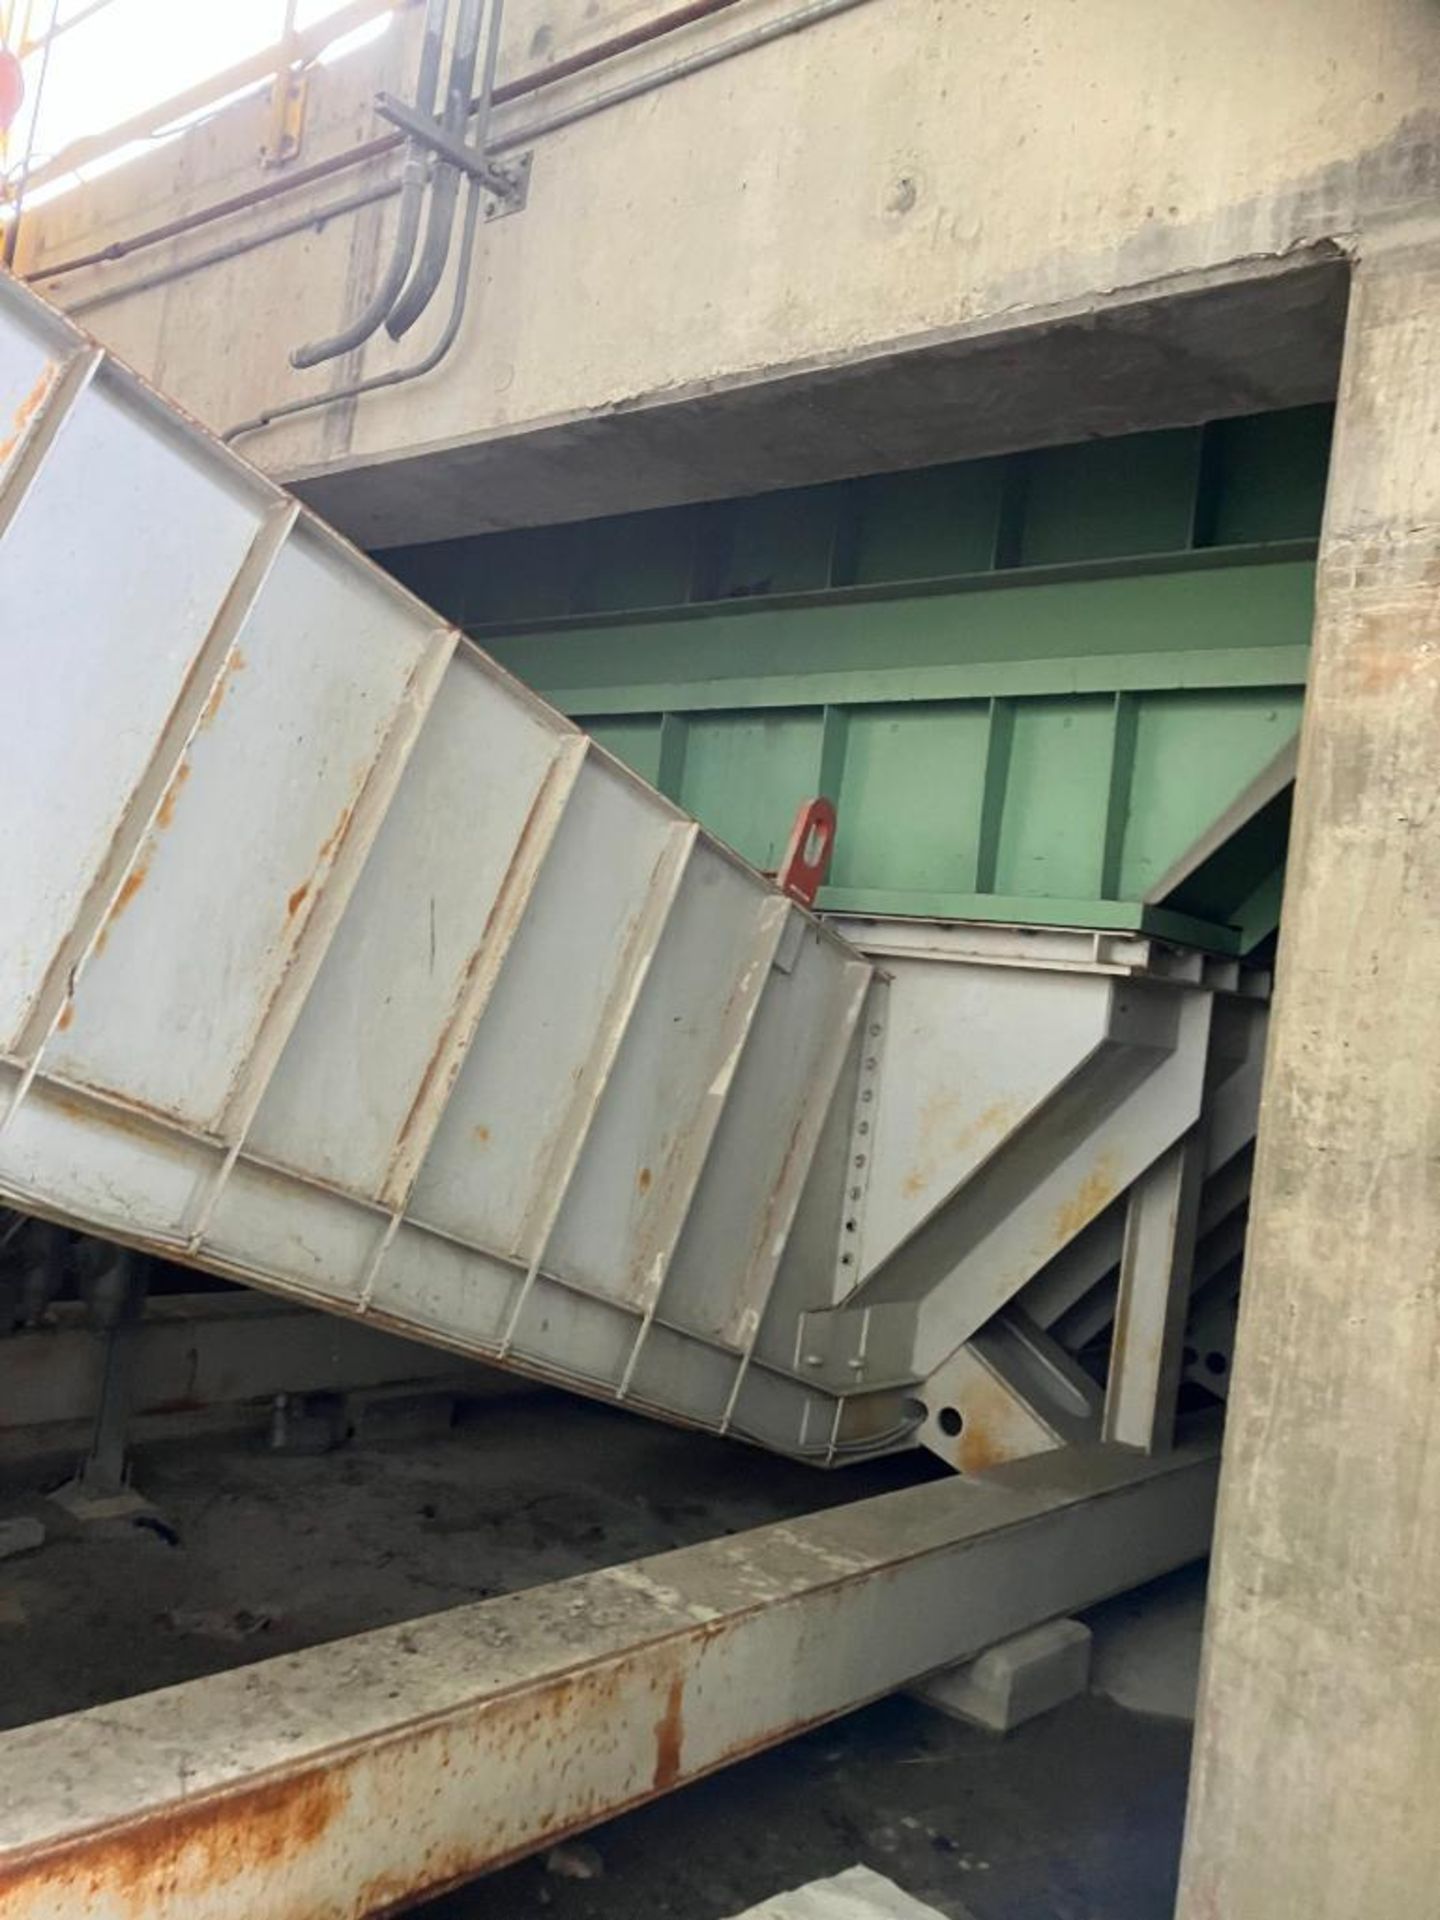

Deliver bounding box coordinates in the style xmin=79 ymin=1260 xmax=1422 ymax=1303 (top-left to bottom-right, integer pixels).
xmin=1102 ymin=1129 xmax=1205 ymax=1453
xmin=49 ymin=1250 xmax=150 ymax=1518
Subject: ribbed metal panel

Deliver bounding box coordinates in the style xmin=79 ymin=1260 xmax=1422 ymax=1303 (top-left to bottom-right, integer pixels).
xmin=0 ymin=268 xmax=876 ymax=1459
xmin=0 ymin=270 xmax=1267 ymax=1470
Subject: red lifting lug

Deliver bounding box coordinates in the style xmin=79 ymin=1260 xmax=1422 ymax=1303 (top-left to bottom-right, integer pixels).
xmin=777 ymin=796 xmax=837 ymax=908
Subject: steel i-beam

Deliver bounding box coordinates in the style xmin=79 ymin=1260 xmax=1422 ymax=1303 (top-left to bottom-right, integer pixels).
xmin=0 ymin=1431 xmax=1218 ymax=1919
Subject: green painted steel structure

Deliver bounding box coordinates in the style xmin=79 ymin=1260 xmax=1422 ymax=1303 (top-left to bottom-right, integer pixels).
xmin=385 ymin=407 xmax=1330 ymax=951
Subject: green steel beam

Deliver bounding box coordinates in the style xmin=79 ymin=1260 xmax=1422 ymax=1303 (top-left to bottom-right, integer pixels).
xmin=544 ymin=645 xmax=1308 ymax=719
xmin=483 ymin=556 xmax=1316 ymax=713
xmin=385 ymin=407 xmax=1332 ymax=627
xmin=380 ymin=409 xmax=1330 ymax=946
xmin=584 ymin=683 xmax=1304 ymax=933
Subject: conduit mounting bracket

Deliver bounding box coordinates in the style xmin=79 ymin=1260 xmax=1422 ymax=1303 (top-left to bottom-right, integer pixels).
xmin=483 ymin=148 xmax=532 ymax=222
xmin=373 ymin=90 xmax=532 ymax=216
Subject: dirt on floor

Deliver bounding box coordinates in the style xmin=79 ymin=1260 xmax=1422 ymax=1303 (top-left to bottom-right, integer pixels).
xmin=419 ymin=1687 xmax=1193 ymax=1920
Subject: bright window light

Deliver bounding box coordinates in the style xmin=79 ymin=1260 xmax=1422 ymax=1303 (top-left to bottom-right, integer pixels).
xmin=1 ymin=0 xmax=395 ymax=212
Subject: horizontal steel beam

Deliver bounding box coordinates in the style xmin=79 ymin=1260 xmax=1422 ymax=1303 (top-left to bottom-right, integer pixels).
xmin=0 ymin=1431 xmax=1219 ymax=1919
xmin=0 ymin=1292 xmax=506 ymax=1437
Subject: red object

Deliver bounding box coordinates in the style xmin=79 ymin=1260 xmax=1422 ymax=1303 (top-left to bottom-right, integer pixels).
xmin=777 ymin=797 xmax=838 ymax=908
xmin=0 ymin=48 xmax=22 ymax=137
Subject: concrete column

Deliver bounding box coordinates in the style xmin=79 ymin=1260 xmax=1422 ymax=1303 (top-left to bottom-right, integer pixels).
xmin=1178 ymin=225 xmax=1440 ymax=1920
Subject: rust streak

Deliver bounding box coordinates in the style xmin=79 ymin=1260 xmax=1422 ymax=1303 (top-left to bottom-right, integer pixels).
xmin=100 ymin=861 xmax=151 ymax=943
xmin=954 ymin=1373 xmax=1038 ymax=1474
xmin=652 ymin=1672 xmax=685 ymax=1792
xmin=286 ymin=882 xmax=310 ymax=920
xmin=728 ymin=1098 xmax=814 ymax=1341
xmin=89 ymin=756 xmax=194 ymax=957
xmin=637 ymin=1166 xmax=652 ymax=1194
xmin=55 ymin=1002 xmax=74 ymax=1032
xmin=0 ymin=1602 xmax=880 ymax=1917
xmin=0 ymin=1768 xmax=345 ymax=1913
xmin=388 ymin=762 xmax=566 ymax=1170
xmin=197 ymin=646 xmax=247 ymax=731
xmin=155 ymin=758 xmax=191 ymax=831
xmin=958 ymin=1426 xmax=1014 ymax=1474
xmin=314 ymin=799 xmax=355 ymax=867
xmin=40 ymin=1080 xmax=191 ymax=1140
xmin=1051 ymin=1153 xmax=1120 ymax=1247
xmin=0 ymin=361 xmax=58 ymax=467
xmin=902 ymin=1096 xmax=1020 ymax=1201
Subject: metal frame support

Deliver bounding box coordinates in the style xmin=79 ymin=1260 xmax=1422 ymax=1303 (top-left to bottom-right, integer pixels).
xmin=258 ymin=66 xmax=308 ymax=170
xmin=47 ymin=1249 xmax=148 ymax=1518
xmin=0 ymin=1432 xmax=1218 ymax=1918
xmin=374 ymin=89 xmax=531 ymax=209
xmin=1102 ymin=1128 xmax=1206 ymax=1452
xmin=0 ymin=1292 xmax=505 ymax=1442
xmin=259 ymin=0 xmax=305 ymax=169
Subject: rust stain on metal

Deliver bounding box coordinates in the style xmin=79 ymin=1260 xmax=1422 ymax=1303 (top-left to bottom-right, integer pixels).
xmin=314 ymin=799 xmax=355 ymax=867
xmin=727 ymin=1095 xmax=813 ymax=1341
xmin=273 ymin=777 xmax=366 ymax=958
xmin=902 ymin=1096 xmax=1020 ymax=1201
xmin=623 ymin=947 xmax=761 ymax=1294
xmin=197 ymin=646 xmax=247 ymax=731
xmin=0 ymin=1767 xmax=345 ymax=1915
xmin=957 ymin=1426 xmax=1007 ymax=1474
xmin=951 ymin=1371 xmax=1044 ymax=1474
xmin=91 ymin=756 xmax=197 ymax=957
xmin=0 ymin=1596 xmax=884 ymax=1917
xmin=154 ymin=759 xmax=191 ymax=830
xmin=233 ymin=759 xmax=377 ymax=1133
xmin=0 ymin=361 xmax=58 ymax=467
xmin=43 ymin=1068 xmax=205 ymax=1145
xmin=472 ymin=1124 xmax=491 ymax=1146
xmin=95 ymin=862 xmax=151 ymax=951
xmin=56 ymin=1001 xmax=75 ymax=1031
xmin=388 ymin=762 xmax=566 ymax=1183
xmin=652 ymin=1672 xmax=685 ymax=1791
xmin=1050 ymin=1152 xmax=1120 ymax=1247
xmin=392 ymin=932 xmax=495 ymax=1153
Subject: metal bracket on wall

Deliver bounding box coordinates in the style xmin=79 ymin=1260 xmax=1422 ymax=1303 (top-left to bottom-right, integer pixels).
xmin=374 ymin=90 xmax=532 ymax=217
xmin=483 ymin=148 xmax=532 ymax=223
xmin=259 ymin=67 xmax=309 ymax=170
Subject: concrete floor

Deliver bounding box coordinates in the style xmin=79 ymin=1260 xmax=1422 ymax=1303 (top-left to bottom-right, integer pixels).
xmin=0 ymin=1390 xmax=1203 ymax=1919
xmin=420 ymin=1680 xmax=1194 ymax=1920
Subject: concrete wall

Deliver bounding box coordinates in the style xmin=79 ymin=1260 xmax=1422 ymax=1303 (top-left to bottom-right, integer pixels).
xmin=1178 ymin=219 xmax=1440 ymax=1920
xmin=14 ymin=0 xmax=1440 ymax=541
